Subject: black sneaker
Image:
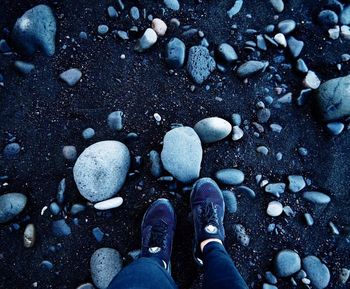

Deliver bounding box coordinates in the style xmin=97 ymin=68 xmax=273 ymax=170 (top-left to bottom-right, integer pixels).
xmin=140 ymin=198 xmax=176 ymax=273
xmin=190 ymin=178 xmax=225 ymax=265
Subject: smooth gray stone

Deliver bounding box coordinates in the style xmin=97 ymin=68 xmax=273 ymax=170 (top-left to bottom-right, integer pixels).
xmin=0 ymin=39 xmax=11 ymax=53
xmin=222 ymin=190 xmax=237 ymax=213
xmin=166 ymin=37 xmax=186 ymax=68
xmin=149 ymin=150 xmax=163 ymax=178
xmin=164 ymin=0 xmax=180 ymax=11
xmin=92 ymin=227 xmax=104 ymax=242
xmin=318 ymin=10 xmax=338 ymax=28
xmin=108 ymin=111 xmax=123 ymax=131
xmin=82 ymin=128 xmax=95 ymax=139
xmin=51 ymin=219 xmax=71 ymax=236
xmin=303 ymin=191 xmax=331 ymax=204
xmin=217 ymin=43 xmax=238 ymax=63
xmin=73 ymin=141 xmax=130 ymax=202
xmin=233 ymin=224 xmax=250 ymax=246
xmin=107 ymin=6 xmax=118 ymax=18
xmin=298 ymin=147 xmax=308 ymax=156
xmin=49 ymin=202 xmax=60 ymax=215
xmin=59 ymin=68 xmax=82 ymax=86
xmin=263 ymin=284 xmax=278 ymax=289
xmin=187 ymin=46 xmax=216 ymax=84
xmin=161 ymin=126 xmax=202 ymax=183
xmin=265 ymin=271 xmax=278 ymax=284
xmin=304 ymin=213 xmax=314 ymax=226
xmin=340 ymin=6 xmax=350 ymax=25
xmin=288 ymin=175 xmax=306 ymax=193
xmin=215 ymin=169 xmax=244 ymax=185
xmin=326 ymin=122 xmax=344 ymax=135
xmin=278 ymin=19 xmax=296 ymax=34
xmin=257 ymin=108 xmax=271 ymax=123
xmin=76 ymin=283 xmax=95 ymax=289
xmin=237 ymin=186 xmax=256 ymax=198
xmin=231 ymin=113 xmax=241 ymax=126
xmin=257 ymin=34 xmax=267 ymax=51
xmin=98 ymin=25 xmax=109 ymax=35
xmin=297 ymin=88 xmax=312 ymax=106
xmin=14 ymin=61 xmax=35 ymax=74
xmin=12 ymin=4 xmax=56 ymax=56
xmin=0 ymin=193 xmax=27 ymax=223
xmin=90 ymin=248 xmax=122 ymax=289
xmin=270 ymin=0 xmax=284 ymax=12
xmin=40 ymin=260 xmax=54 ymax=270
xmin=130 ymin=6 xmax=140 ymax=20
xmin=316 ymin=74 xmax=350 ymax=121
xmin=194 ymin=117 xmax=232 ymax=143
xmin=302 ymin=256 xmax=330 ymax=289
xmin=237 ymin=61 xmax=268 ymax=78
xmin=287 ymin=36 xmax=304 ymax=58
xmin=296 ymin=58 xmax=308 ymax=74
xmin=257 ymin=146 xmax=269 ymax=155
xmin=70 ymin=204 xmax=86 ymax=215
xmin=227 ymin=0 xmax=243 ymax=18
xmin=274 ymin=249 xmax=301 ymax=277
xmin=3 ymin=142 xmax=21 ymax=158
xmin=265 ymin=183 xmax=286 ymax=197
xmin=339 ymin=268 xmax=350 ymax=284
xmin=79 ymin=31 xmax=88 ymax=39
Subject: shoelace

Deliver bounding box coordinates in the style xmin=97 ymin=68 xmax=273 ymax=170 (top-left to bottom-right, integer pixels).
xmin=149 ymin=219 xmax=168 ymax=249
xmin=201 ymin=201 xmax=219 ymax=228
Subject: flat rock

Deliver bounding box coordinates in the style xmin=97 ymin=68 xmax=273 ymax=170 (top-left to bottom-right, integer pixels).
xmin=288 ymin=175 xmax=306 ymax=192
xmin=166 ymin=37 xmax=185 ymax=68
xmin=51 ymin=219 xmax=71 ymax=236
xmin=73 ymin=141 xmax=130 ymax=202
xmin=60 ymin=68 xmax=82 ymax=86
xmin=222 ymin=190 xmax=237 ymax=213
xmin=217 ymin=43 xmax=238 ymax=63
xmin=215 ymin=168 xmax=244 ymax=185
xmin=0 ymin=193 xmax=27 ymax=223
xmin=287 ymin=36 xmax=304 ymax=58
xmin=90 ymin=248 xmax=122 ymax=289
xmin=187 ymin=46 xmax=216 ymax=84
xmin=161 ymin=126 xmax=202 ymax=183
xmin=265 ymin=183 xmax=286 ymax=197
xmin=194 ymin=117 xmax=232 ymax=143
xmin=316 ymin=74 xmax=350 ymax=121
xmin=12 ymin=4 xmax=56 ymax=56
xmin=274 ymin=249 xmax=301 ymax=277
xmin=237 ymin=61 xmax=268 ymax=78
xmin=233 ymin=224 xmax=250 ymax=246
xmin=278 ymin=19 xmax=296 ymax=34
xmin=303 ymin=191 xmax=331 ymax=204
xmin=302 ymin=256 xmax=330 ymax=289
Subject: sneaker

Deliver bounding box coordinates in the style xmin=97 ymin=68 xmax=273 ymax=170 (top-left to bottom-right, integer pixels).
xmin=140 ymin=198 xmax=176 ymax=273
xmin=190 ymin=178 xmax=225 ymax=265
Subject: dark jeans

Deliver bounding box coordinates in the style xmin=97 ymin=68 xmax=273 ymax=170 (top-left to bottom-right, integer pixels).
xmin=107 ymin=242 xmax=249 ymax=289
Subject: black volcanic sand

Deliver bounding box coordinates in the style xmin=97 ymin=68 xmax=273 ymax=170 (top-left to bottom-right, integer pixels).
xmin=0 ymin=0 xmax=349 ymax=288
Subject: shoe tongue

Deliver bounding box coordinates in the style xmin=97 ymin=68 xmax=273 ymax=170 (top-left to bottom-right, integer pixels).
xmin=205 ymin=224 xmax=218 ymax=234
xmin=148 ymin=247 xmax=161 ymax=253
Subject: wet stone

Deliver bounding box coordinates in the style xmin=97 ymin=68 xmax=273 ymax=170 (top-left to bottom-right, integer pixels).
xmin=3 ymin=143 xmax=20 ymax=158
xmin=194 ymin=117 xmax=232 ymax=143
xmin=237 ymin=186 xmax=256 ymax=198
xmin=265 ymin=271 xmax=278 ymax=284
xmin=97 ymin=25 xmax=109 ymax=35
xmin=265 ymin=183 xmax=286 ymax=197
xmin=164 ymin=0 xmax=180 ymax=11
xmin=14 ymin=61 xmax=35 ymax=74
xmin=0 ymin=193 xmax=27 ymax=223
xmin=304 ymin=213 xmax=314 ymax=226
xmin=270 ymin=0 xmax=284 ymax=12
xmin=296 ymin=59 xmax=308 ymax=74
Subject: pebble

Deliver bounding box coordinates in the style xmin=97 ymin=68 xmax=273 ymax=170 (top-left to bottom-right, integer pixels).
xmin=117 ymin=31 xmax=128 ymax=40
xmin=92 ymin=227 xmax=104 ymax=242
xmin=303 ymin=70 xmax=321 ymax=89
xmin=276 ymin=152 xmax=283 ymax=161
xmin=57 ymin=178 xmax=66 ymax=204
xmin=222 ymin=191 xmax=237 ymax=213
xmin=265 ymin=183 xmax=286 ymax=197
xmin=24 ymin=223 xmax=35 ymax=248
xmin=302 ymin=256 xmax=330 ymax=289
xmin=49 ymin=202 xmax=60 ymax=215
xmin=298 ymin=147 xmax=308 ymax=156
xmin=278 ymin=19 xmax=296 ymax=34
xmin=79 ymin=31 xmax=88 ymax=40
xmin=0 ymin=39 xmax=11 ymax=53
xmin=187 ymin=46 xmax=216 ymax=84
xmin=82 ymin=128 xmax=95 ymax=139
xmin=237 ymin=61 xmax=268 ymax=78
xmin=227 ymin=0 xmax=243 ymax=18
xmin=11 ymin=5 xmax=56 ymax=56
xmin=340 ymin=6 xmax=350 ymax=25
xmin=257 ymin=108 xmax=271 ymax=123
xmin=59 ymin=68 xmax=82 ymax=86
xmin=3 ymin=142 xmax=21 ymax=158
xmin=0 ymin=193 xmax=27 ymax=223
xmin=297 ymin=88 xmax=312 ymax=106
xmin=217 ymin=43 xmax=238 ymax=63
xmin=318 ymin=10 xmax=338 ymax=28
xmin=257 ymin=146 xmax=269 ymax=155
xmin=270 ymin=123 xmax=282 ymax=133
xmin=76 ymin=284 xmax=95 ymax=289
xmin=149 ymin=150 xmax=163 ymax=177
xmin=283 ymin=206 xmax=295 ymax=217
xmin=304 ymin=213 xmax=314 ymax=226
xmin=70 ymin=204 xmax=86 ymax=215
xmin=303 ymin=191 xmax=331 ymax=204
xmin=130 ymin=7 xmax=140 ymax=20
xmin=166 ymin=37 xmax=186 ymax=68
xmin=341 ymin=25 xmax=350 ymax=39
xmin=161 ymin=126 xmax=202 ymax=183
xmin=263 ymin=284 xmax=278 ymax=289
xmin=97 ymin=25 xmax=109 ymax=35
xmin=237 ymin=186 xmax=256 ymax=198
xmin=329 ymin=221 xmax=340 ymax=235
xmin=40 ymin=260 xmax=54 ymax=270
xmin=135 ymin=28 xmax=157 ymax=52
xmin=90 ymin=248 xmax=122 ymax=289
xmin=107 ymin=111 xmax=123 ymax=131
xmin=277 ymin=92 xmax=292 ymax=104
xmin=94 ymin=197 xmax=123 ymax=210
xmin=288 ymin=175 xmax=306 ymax=193
xmin=328 ymin=26 xmax=340 ymax=39
xmin=51 ymin=219 xmax=71 ymax=237
xmin=267 ymin=201 xmax=283 ymax=217
xmin=339 ymin=268 xmax=350 ymax=284
xmin=62 ymin=145 xmax=77 ymax=161
xmin=274 ymin=33 xmax=287 ymax=47
xmin=232 ymin=224 xmax=250 ymax=246
xmin=296 ymin=59 xmax=308 ymax=74
xmin=164 ymin=0 xmax=180 ymax=11
xmin=73 ymin=141 xmax=130 ymax=202
xmin=316 ymin=74 xmax=350 ymax=121
xmin=326 ymin=122 xmax=344 ymax=135
xmin=107 ymin=6 xmax=118 ymax=18
xmin=151 ymin=18 xmax=167 ymax=36
xmin=14 ymin=61 xmax=35 ymax=74
xmin=287 ymin=37 xmax=304 ymax=58
xmin=274 ymin=249 xmax=301 ymax=277
xmin=270 ymin=0 xmax=284 ymax=12
xmin=215 ymin=168 xmax=244 ymax=185
xmin=194 ymin=117 xmax=232 ymax=143
xmin=265 ymin=271 xmax=278 ymax=284
xmin=296 ymin=269 xmax=307 ymax=279
xmin=257 ymin=34 xmax=267 ymax=51
xmin=232 ymin=126 xmax=244 ymax=141
xmin=231 ymin=113 xmax=242 ymax=126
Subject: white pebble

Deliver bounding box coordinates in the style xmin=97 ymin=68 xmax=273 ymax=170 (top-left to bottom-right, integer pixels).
xmin=303 ymin=70 xmax=321 ymax=89
xmin=151 ymin=18 xmax=167 ymax=36
xmin=232 ymin=126 xmax=244 ymax=140
xmin=274 ymin=33 xmax=287 ymax=47
xmin=94 ymin=197 xmax=124 ymax=210
xmin=267 ymin=201 xmax=283 ymax=217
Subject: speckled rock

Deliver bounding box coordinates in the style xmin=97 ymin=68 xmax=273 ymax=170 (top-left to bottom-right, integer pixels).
xmin=187 ymin=46 xmax=216 ymax=84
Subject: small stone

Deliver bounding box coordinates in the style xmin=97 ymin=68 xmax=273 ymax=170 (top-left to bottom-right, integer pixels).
xmin=107 ymin=111 xmax=123 ymax=131
xmin=303 ymin=191 xmax=331 ymax=204
xmin=326 ymin=122 xmax=344 ymax=135
xmin=265 ymin=271 xmax=278 ymax=284
xmin=257 ymin=108 xmax=271 ymax=123
xmin=329 ymin=221 xmax=340 ymax=235
xmin=318 ymin=10 xmax=338 ymax=28
xmin=49 ymin=202 xmax=60 ymax=215
xmin=257 ymin=146 xmax=269 ymax=155
xmin=296 ymin=59 xmax=309 ymax=74
xmin=135 ymin=28 xmax=157 ymax=52
xmin=298 ymin=147 xmax=308 ymax=156
xmin=270 ymin=123 xmax=282 ymax=133
xmin=267 ymin=201 xmax=283 ymax=217
xmin=302 ymin=256 xmax=330 ymax=289
xmin=274 ymin=33 xmax=287 ymax=47
xmin=341 ymin=25 xmax=350 ymax=39
xmin=304 ymin=213 xmax=314 ymax=226
xmin=222 ymin=191 xmax=237 ymax=213
xmin=62 ymin=145 xmax=77 ymax=161
xmin=268 ymin=223 xmax=276 ymax=232
xmin=3 ymin=143 xmax=21 ymax=158
xmin=277 ymin=92 xmax=292 ymax=104
xmin=296 ymin=270 xmax=307 ymax=279
xmin=130 ymin=7 xmax=140 ymax=20
xmin=215 ymin=168 xmax=244 ymax=185
xmin=0 ymin=39 xmax=11 ymax=53
xmin=270 ymin=0 xmax=284 ymax=12
xmin=257 ymin=34 xmax=267 ymax=51
xmin=265 ymin=183 xmax=286 ymax=197
xmin=237 ymin=186 xmax=256 ymax=198
xmin=187 ymin=46 xmax=216 ymax=84
xmin=283 ymin=206 xmax=295 ymax=217
xmin=0 ymin=193 xmax=27 ymax=223
xmin=14 ymin=61 xmax=35 ymax=74
xmin=274 ymin=249 xmax=301 ymax=277
xmin=297 ymin=88 xmax=312 ymax=106
xmin=164 ymin=0 xmax=180 ymax=10
xmin=287 ymin=36 xmax=304 ymax=58
xmin=97 ymin=25 xmax=109 ymax=35
xmin=232 ymin=126 xmax=244 ymax=141
xmin=231 ymin=113 xmax=242 ymax=126
xmin=40 ymin=260 xmax=54 ymax=270
xmin=51 ymin=219 xmax=71 ymax=237
xmin=263 ymin=284 xmax=278 ymax=289
xmin=278 ymin=20 xmax=296 ymax=34
xmin=151 ymin=18 xmax=167 ymax=36
xmin=76 ymin=283 xmax=95 ymax=289
xmin=217 ymin=43 xmax=238 ymax=63
xmin=92 ymin=227 xmax=104 ymax=242
xmin=339 ymin=268 xmax=350 ymax=284
xmin=233 ymin=224 xmax=250 ymax=246
xmin=70 ymin=204 xmax=86 ymax=215
xmin=288 ymin=175 xmax=306 ymax=193
xmin=194 ymin=117 xmax=232 ymax=143
xmin=24 ymin=223 xmax=35 ymax=248
xmin=237 ymin=60 xmax=268 ymax=78
xmin=166 ymin=37 xmax=185 ymax=68
xmin=149 ymin=150 xmax=163 ymax=177
xmin=227 ymin=0 xmax=243 ymax=18
xmin=303 ymin=71 xmax=321 ymax=89
xmin=79 ymin=31 xmax=88 ymax=39
xmin=340 ymin=6 xmax=350 ymax=25
xmin=107 ymin=6 xmax=118 ymax=18
xmin=59 ymin=68 xmax=82 ymax=86
xmin=328 ymin=26 xmax=340 ymax=39
xmin=94 ymin=197 xmax=123 ymax=210
xmin=82 ymin=128 xmax=95 ymax=140
xmin=276 ymin=152 xmax=283 ymax=160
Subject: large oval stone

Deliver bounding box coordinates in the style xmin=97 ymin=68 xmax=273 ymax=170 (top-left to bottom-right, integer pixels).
xmin=274 ymin=249 xmax=301 ymax=277
xmin=161 ymin=126 xmax=202 ymax=183
xmin=0 ymin=193 xmax=27 ymax=223
xmin=73 ymin=141 xmax=130 ymax=202
xmin=194 ymin=117 xmax=232 ymax=143
xmin=302 ymin=256 xmax=330 ymax=289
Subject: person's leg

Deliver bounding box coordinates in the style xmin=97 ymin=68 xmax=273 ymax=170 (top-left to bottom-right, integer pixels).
xmin=190 ymin=178 xmax=249 ymax=289
xmin=107 ymin=198 xmax=177 ymax=289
